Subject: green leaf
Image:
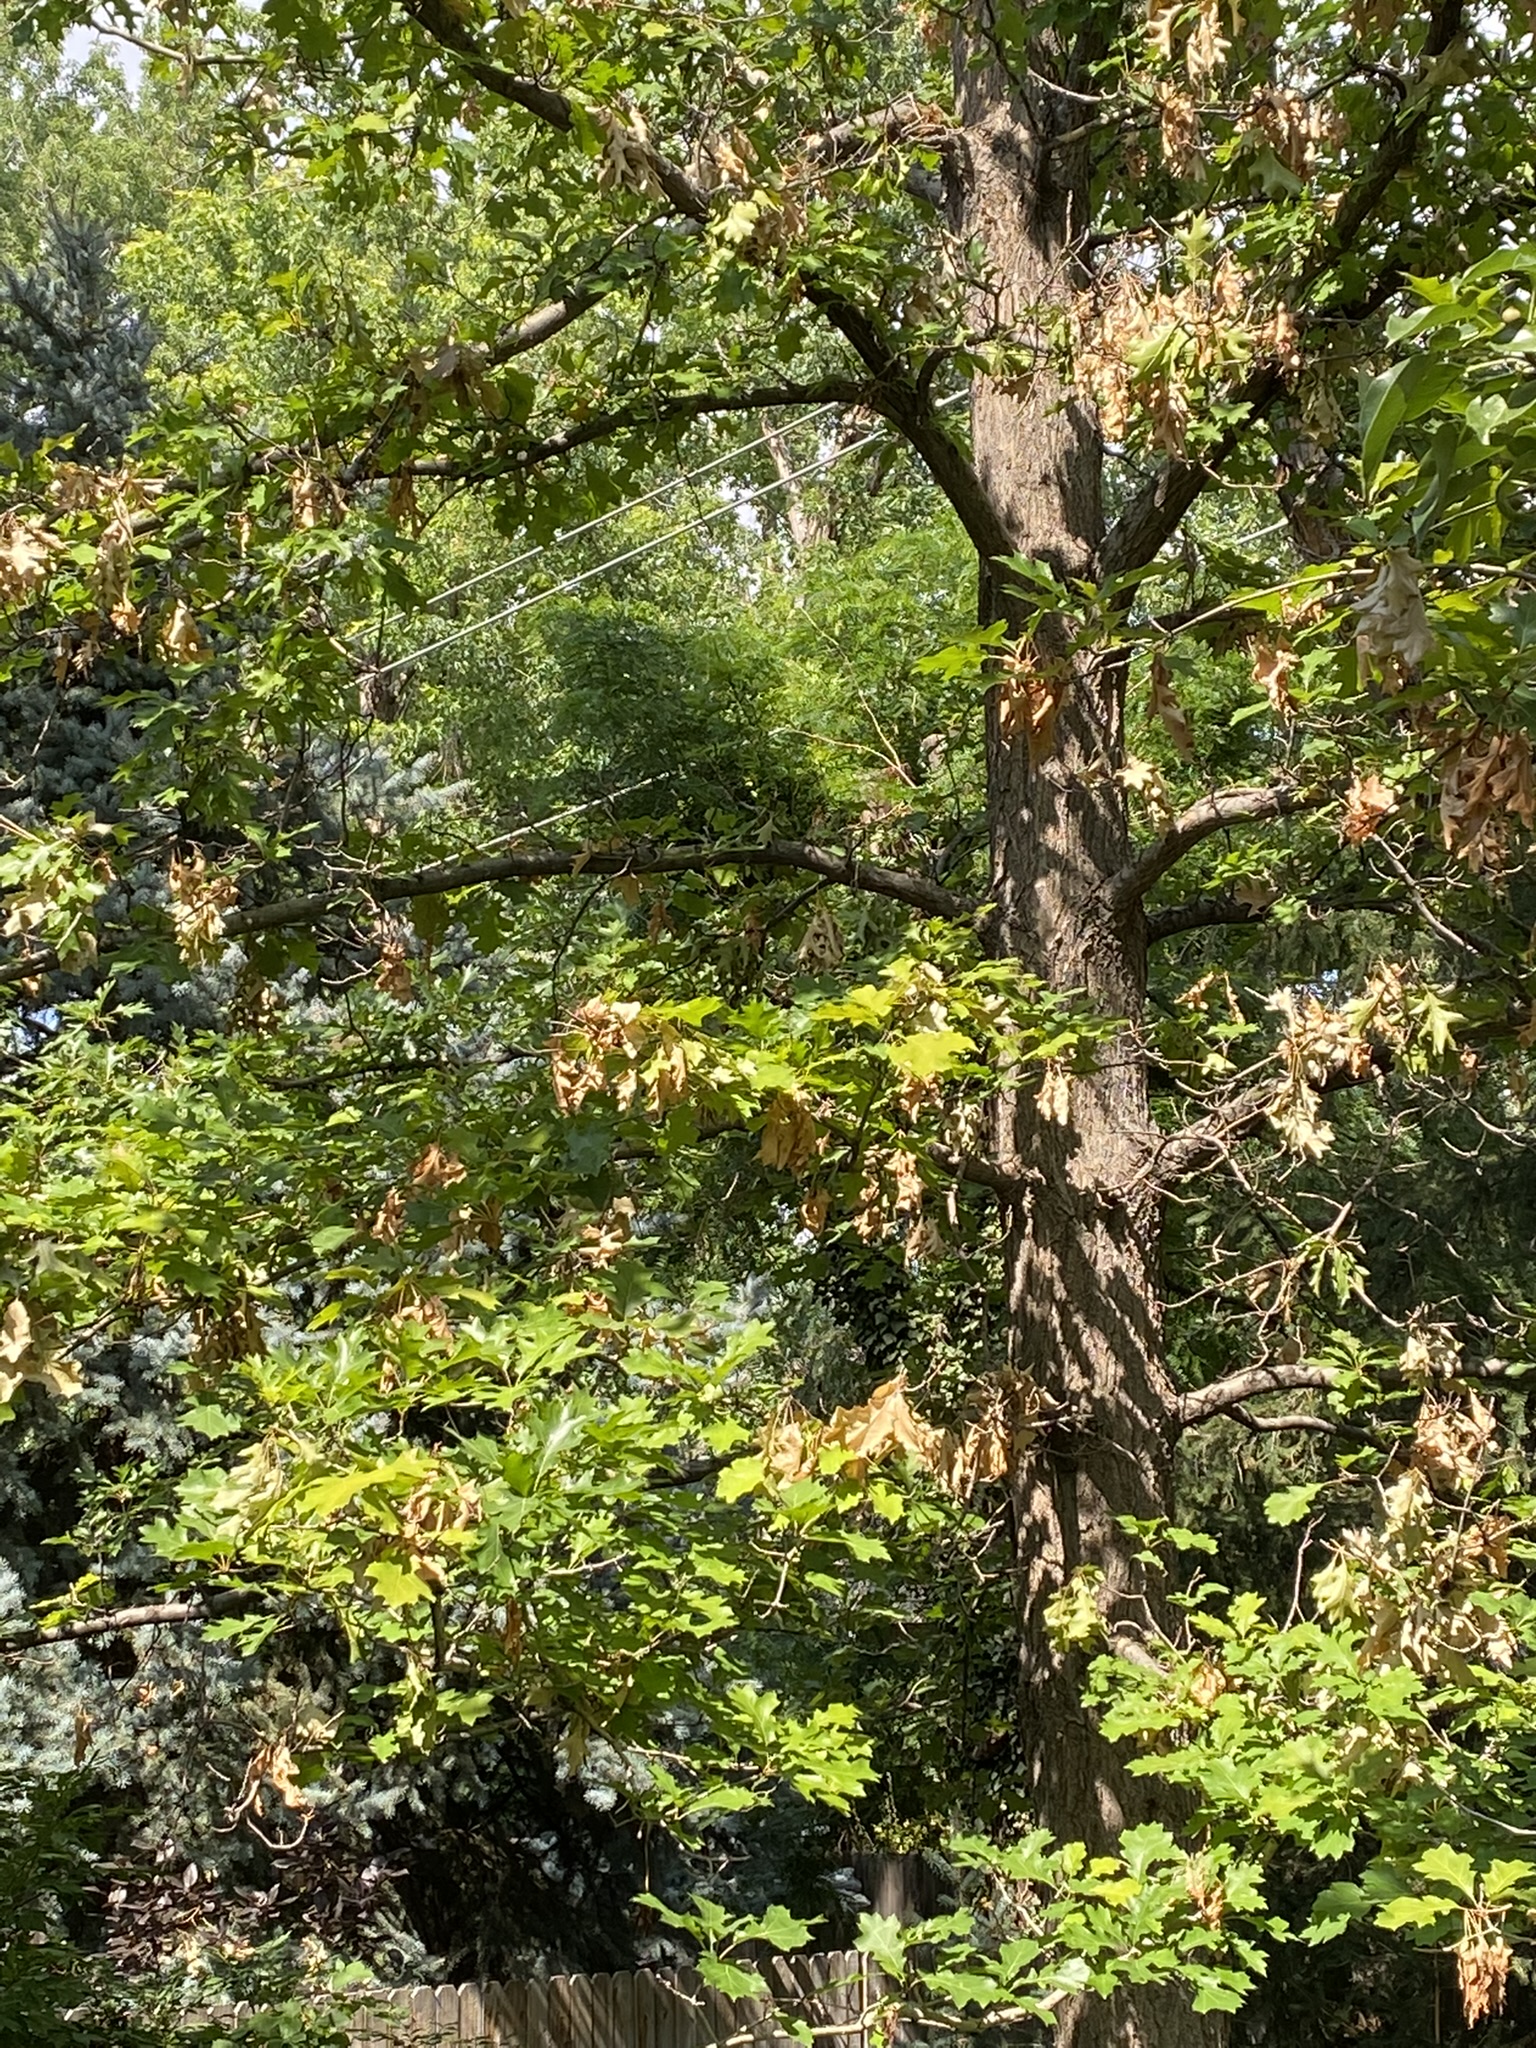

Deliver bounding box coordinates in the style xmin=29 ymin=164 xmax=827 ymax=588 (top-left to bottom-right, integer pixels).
xmin=1264 ymin=1483 xmax=1322 ymax=1527
xmin=1413 ymin=1845 xmax=1478 ymax=1898
xmin=695 ymin=1957 xmax=768 ymax=1999
xmin=1359 ymin=360 xmax=1420 ymax=490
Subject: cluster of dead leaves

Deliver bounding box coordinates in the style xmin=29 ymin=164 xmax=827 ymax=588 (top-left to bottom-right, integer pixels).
xmin=1243 ymin=86 xmax=1347 ymax=177
xmin=1078 ymin=257 xmax=1292 ymax=456
xmin=189 ymin=1293 xmax=266 ymax=1370
xmin=398 ymin=1472 xmax=481 ymax=1591
xmin=1456 ymin=1917 xmax=1513 ymax=2028
xmin=167 ymin=849 xmax=240 ymax=967
xmin=1266 ymin=982 xmax=1387 ymax=1158
xmin=0 ymin=509 xmax=60 ymax=607
xmin=403 ymin=335 xmax=493 ymax=422
xmin=1147 ymin=0 xmax=1234 ymax=83
xmin=1340 ymin=769 xmax=1397 ymax=846
xmin=595 ymin=104 xmax=662 ymax=198
xmin=384 ymin=1281 xmax=455 ymax=1342
xmin=762 ymin=1370 xmax=1030 ymax=1500
xmin=373 ymin=912 xmax=415 ymax=1002
xmin=550 ymin=997 xmax=692 ymax=1119
xmin=997 ymin=639 xmax=1072 ymax=765
xmin=0 ymin=1297 xmax=81 ymax=1406
xmin=1438 ymin=724 xmax=1536 ymax=872
xmin=851 ymin=1144 xmax=936 ymax=1262
xmin=564 ymin=1197 xmax=635 ymax=1270
xmin=290 ymin=467 xmax=345 ymax=531
xmin=78 ymin=469 xmax=160 ymax=634
xmin=1313 ymin=1359 xmax=1515 ymax=1683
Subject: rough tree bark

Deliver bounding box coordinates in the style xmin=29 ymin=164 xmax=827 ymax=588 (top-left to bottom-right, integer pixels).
xmin=949 ymin=14 xmax=1207 ymax=2046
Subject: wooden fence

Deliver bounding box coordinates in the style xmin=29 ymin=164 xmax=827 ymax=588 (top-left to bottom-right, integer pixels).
xmin=314 ymin=1950 xmax=878 ymax=2048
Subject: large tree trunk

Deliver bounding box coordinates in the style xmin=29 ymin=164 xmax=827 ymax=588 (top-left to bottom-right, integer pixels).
xmin=950 ymin=14 xmax=1209 ymax=2046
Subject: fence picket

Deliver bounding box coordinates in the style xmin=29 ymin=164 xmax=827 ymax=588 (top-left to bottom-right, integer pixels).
xmin=339 ymin=1949 xmax=878 ymax=2048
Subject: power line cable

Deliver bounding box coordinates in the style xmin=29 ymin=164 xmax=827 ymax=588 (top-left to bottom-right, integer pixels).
xmin=371 ymin=392 xmax=966 ymax=682
xmin=352 ymin=399 xmax=843 ymax=645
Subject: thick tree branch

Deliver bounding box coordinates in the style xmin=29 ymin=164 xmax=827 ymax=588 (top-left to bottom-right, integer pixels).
xmin=805 ymin=286 xmax=1015 ymax=566
xmin=1107 ymin=784 xmax=1318 ymax=909
xmin=490 ymin=283 xmax=610 ymax=364
xmin=1146 ymin=893 xmax=1271 ymax=944
xmin=383 ymin=379 xmax=869 ymax=482
xmin=1183 ymin=1353 xmax=1520 ymax=1428
xmin=806 ymin=95 xmax=953 ymax=166
xmin=1097 ymin=0 xmax=1466 ymax=582
xmin=1180 ymin=1363 xmax=1343 ymax=1425
xmin=928 ymin=1142 xmax=1036 ymax=1203
xmin=1099 ymin=361 xmax=1287 ymax=586
xmin=0 ymin=1590 xmax=255 ymax=1654
xmin=0 ymin=840 xmax=972 ymax=989
xmin=221 ymin=840 xmax=974 ymax=938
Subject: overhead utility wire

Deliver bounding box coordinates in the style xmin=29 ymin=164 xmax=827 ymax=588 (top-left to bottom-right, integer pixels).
xmin=354 ymin=399 xmax=842 ymax=641
xmin=371 ymin=392 xmax=967 ymax=682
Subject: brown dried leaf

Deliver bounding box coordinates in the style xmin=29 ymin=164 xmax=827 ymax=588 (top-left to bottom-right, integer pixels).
xmin=0 ymin=512 xmax=59 ymax=606
xmin=1340 ymin=770 xmax=1396 ymax=845
xmin=998 ymin=642 xmax=1070 ymax=766
xmin=797 ymin=902 xmax=844 ymax=971
xmin=1149 ymin=650 xmax=1194 ymax=760
xmin=759 ymin=1091 xmax=818 ymax=1175
xmin=410 ymin=1143 xmax=468 ymax=1192
xmin=1251 ymin=634 xmax=1297 ymax=715
xmin=160 ymin=599 xmax=210 ymax=665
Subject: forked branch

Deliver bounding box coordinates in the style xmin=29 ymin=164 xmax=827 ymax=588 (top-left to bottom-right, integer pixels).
xmin=1107 ymin=784 xmax=1317 ymax=909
